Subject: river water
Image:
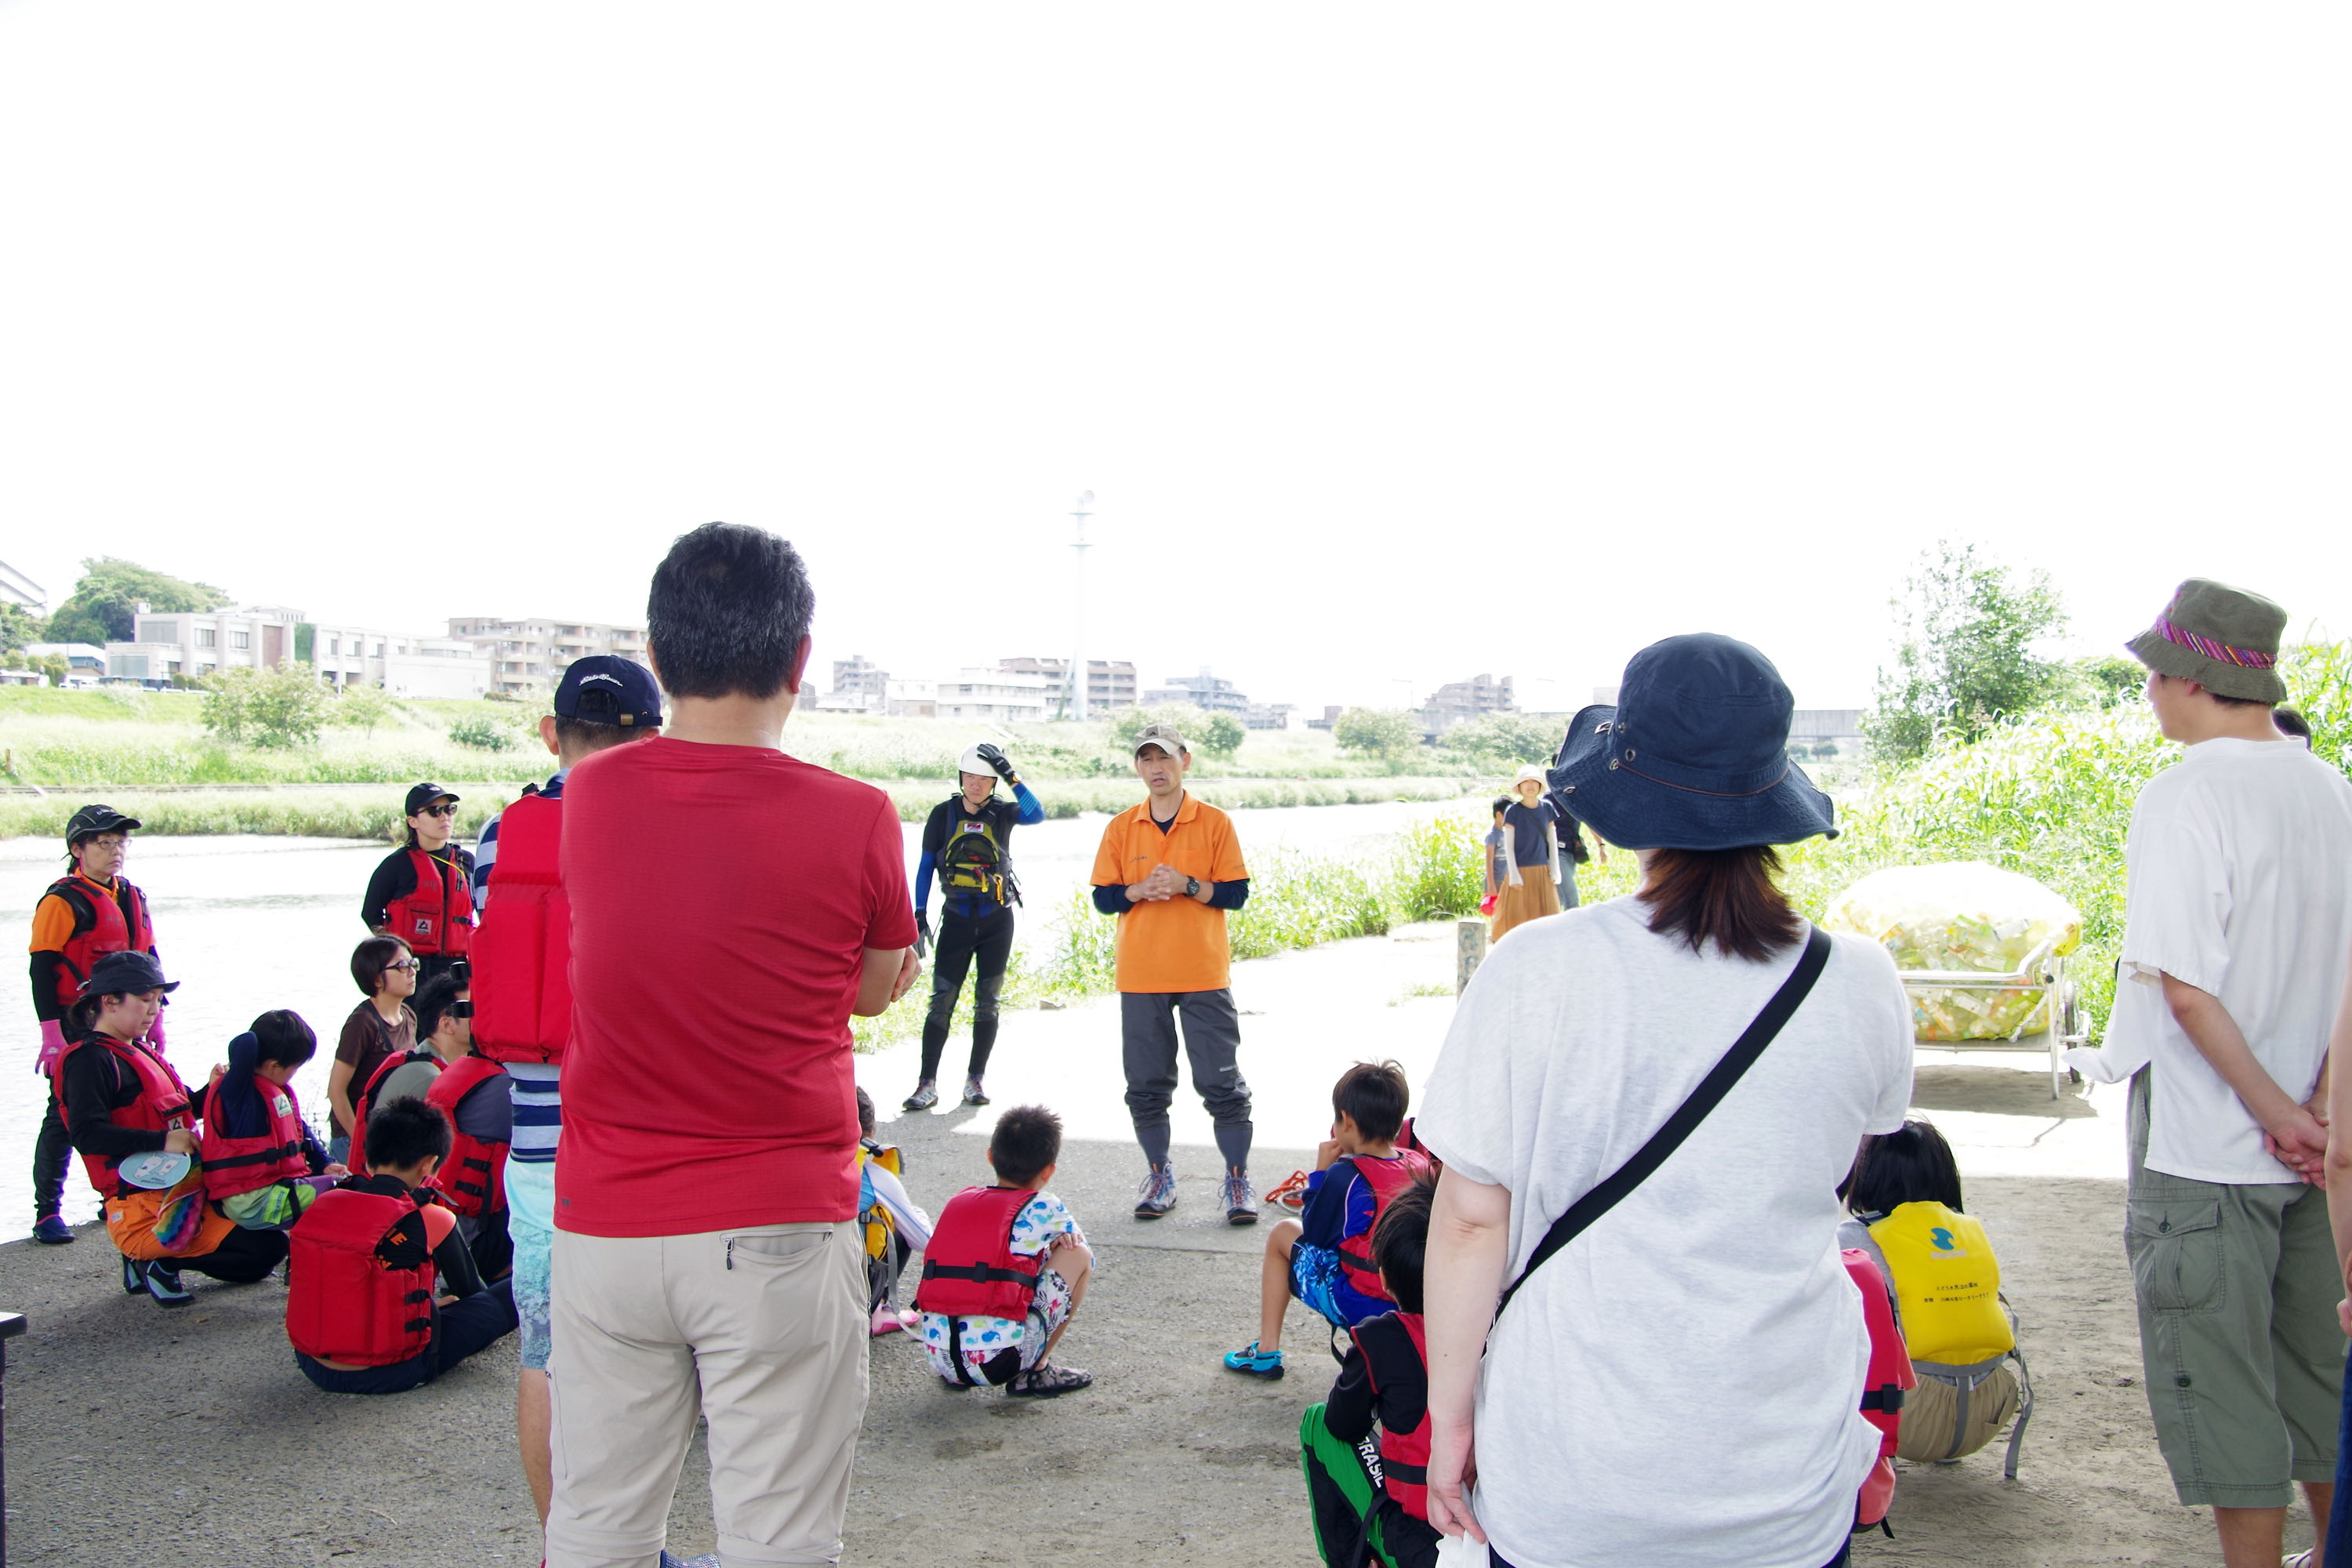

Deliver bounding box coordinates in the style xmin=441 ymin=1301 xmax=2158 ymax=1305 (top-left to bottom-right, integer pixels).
xmin=0 ymin=797 xmax=1459 ymax=1241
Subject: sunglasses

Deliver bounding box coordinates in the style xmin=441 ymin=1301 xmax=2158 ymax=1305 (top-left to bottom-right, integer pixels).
xmin=387 ymin=958 xmax=420 ymax=972
xmin=418 ymin=804 xmax=459 ymax=818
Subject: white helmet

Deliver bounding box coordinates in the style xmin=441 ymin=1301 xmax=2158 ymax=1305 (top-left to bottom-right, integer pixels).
xmin=958 ymin=744 xmax=993 ymax=777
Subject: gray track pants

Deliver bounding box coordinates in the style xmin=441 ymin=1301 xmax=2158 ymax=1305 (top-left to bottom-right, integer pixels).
xmin=1120 ymin=989 xmax=1253 ymax=1171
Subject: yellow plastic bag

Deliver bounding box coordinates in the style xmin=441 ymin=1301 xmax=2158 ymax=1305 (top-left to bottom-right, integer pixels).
xmin=1823 ymin=862 xmax=2082 ymax=1041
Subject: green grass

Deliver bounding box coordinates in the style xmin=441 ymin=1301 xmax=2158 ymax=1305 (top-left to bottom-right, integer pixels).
xmin=0 ymin=786 xmax=517 ymax=843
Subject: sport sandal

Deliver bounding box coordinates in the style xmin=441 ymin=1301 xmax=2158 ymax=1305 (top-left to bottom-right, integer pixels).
xmin=1007 ymin=1361 xmax=1092 ymax=1398
xmin=1222 ymin=1341 xmax=1284 ymax=1379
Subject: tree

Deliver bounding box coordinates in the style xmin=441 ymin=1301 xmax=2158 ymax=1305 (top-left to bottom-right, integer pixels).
xmin=38 ymin=652 xmax=68 ymax=688
xmin=1865 ymin=542 xmax=2068 ymax=764
xmin=45 ymin=557 xmax=231 ymax=646
xmin=203 ymin=662 xmax=328 ymax=748
xmin=1334 ymin=707 xmax=1421 ymax=763
xmin=0 ymin=601 xmax=44 ymax=658
xmin=2069 ymin=654 xmax=2145 ymax=708
xmin=1195 ymin=711 xmax=1247 ymax=757
xmin=1441 ymin=711 xmax=1558 ymax=770
xmin=336 ymin=683 xmax=395 ymax=738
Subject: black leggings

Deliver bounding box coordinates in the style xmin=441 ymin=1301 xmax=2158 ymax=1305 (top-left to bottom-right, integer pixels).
xmin=1492 ymin=1541 xmax=1849 ymax=1568
xmin=920 ymin=906 xmax=1014 ymax=1081
xmin=172 ymin=1223 xmax=289 ymax=1283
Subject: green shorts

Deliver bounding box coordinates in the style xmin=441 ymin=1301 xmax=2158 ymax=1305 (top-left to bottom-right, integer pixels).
xmin=2126 ymin=1069 xmax=2344 ymax=1507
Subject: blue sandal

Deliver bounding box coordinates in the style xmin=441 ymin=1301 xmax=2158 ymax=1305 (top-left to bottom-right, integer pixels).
xmin=1221 ymin=1341 xmax=1284 ymax=1378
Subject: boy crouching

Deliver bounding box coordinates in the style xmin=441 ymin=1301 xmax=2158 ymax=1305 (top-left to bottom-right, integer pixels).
xmin=915 ymin=1105 xmax=1093 ymax=1397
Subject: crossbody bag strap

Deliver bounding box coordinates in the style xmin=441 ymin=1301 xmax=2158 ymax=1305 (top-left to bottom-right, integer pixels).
xmin=1494 ymin=924 xmax=1832 ymax=1320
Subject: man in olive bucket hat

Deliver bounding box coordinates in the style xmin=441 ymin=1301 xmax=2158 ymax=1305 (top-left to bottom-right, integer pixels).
xmin=2067 ymin=579 xmax=2352 ymax=1566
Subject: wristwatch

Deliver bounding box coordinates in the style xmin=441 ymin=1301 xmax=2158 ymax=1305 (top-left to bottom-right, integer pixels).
xmin=1185 ymin=877 xmax=1201 ymax=898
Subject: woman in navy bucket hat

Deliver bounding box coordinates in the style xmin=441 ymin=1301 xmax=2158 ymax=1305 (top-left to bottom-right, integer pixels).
xmin=1411 ymin=633 xmax=1913 ymax=1568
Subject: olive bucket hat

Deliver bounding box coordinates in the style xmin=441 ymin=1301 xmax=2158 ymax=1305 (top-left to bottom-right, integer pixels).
xmin=1546 ymin=633 xmax=1837 ymax=851
xmin=2125 ymin=577 xmax=2288 ymax=704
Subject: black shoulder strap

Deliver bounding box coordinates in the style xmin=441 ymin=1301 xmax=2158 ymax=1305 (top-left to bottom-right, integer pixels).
xmin=1494 ymin=925 xmax=1831 ymax=1321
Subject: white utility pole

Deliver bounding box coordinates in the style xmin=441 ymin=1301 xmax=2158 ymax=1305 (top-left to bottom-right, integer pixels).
xmin=1065 ymin=490 xmax=1094 ymax=721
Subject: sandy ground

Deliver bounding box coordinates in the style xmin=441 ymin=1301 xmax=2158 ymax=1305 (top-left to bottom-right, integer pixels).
xmin=0 ymin=920 xmax=2319 ymax=1566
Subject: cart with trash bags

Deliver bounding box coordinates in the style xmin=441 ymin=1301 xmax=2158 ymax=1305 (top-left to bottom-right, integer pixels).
xmin=1823 ymin=862 xmax=2089 ymax=1099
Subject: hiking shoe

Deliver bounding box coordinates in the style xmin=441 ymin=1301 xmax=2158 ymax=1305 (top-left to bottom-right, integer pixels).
xmin=962 ymin=1076 xmax=989 ymax=1107
xmin=1223 ymin=1171 xmax=1258 ymax=1225
xmin=1134 ymin=1163 xmax=1177 ymax=1218
xmin=33 ymin=1214 xmax=74 ymax=1245
xmin=902 ymin=1080 xmax=938 ymax=1112
xmin=122 ymin=1253 xmax=145 ymax=1294
xmin=1222 ymin=1341 xmax=1285 ymax=1379
xmin=1007 ymin=1360 xmax=1092 ymax=1398
xmin=141 ymin=1259 xmax=192 ymax=1308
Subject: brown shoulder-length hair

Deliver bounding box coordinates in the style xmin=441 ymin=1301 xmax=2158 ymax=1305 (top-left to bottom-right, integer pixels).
xmin=1639 ymin=845 xmax=1802 ymax=963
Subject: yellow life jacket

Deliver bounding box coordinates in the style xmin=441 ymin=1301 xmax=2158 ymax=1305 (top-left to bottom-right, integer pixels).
xmin=856 ymin=1141 xmax=903 ymax=1261
xmin=1868 ymin=1201 xmax=2014 ymax=1367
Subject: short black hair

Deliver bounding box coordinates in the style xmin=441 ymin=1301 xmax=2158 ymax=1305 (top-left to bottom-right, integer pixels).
xmin=855 ymin=1085 xmax=876 ymax=1138
xmin=1491 ymin=796 xmax=1512 ymax=818
xmin=646 ymin=522 xmax=815 ymax=701
xmin=1371 ymin=1173 xmax=1435 ymax=1313
xmin=365 ymin=1098 xmax=452 ymax=1174
xmin=1845 ymin=1118 xmax=1965 ymax=1216
xmin=351 ymin=936 xmax=409 ymax=996
xmin=251 ymin=1010 xmax=318 ymax=1069
xmin=2276 ymin=707 xmax=2314 ymax=740
xmin=1333 ymin=1060 xmax=1410 ymax=1145
xmin=989 ymin=1104 xmax=1063 ymax=1186
xmin=2209 ymin=691 xmax=2275 ymax=710
xmin=412 ymin=974 xmax=467 ymax=1041
xmin=554 ymin=716 xmax=661 ymax=755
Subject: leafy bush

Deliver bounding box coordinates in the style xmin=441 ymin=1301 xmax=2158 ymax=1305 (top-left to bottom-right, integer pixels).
xmin=201 ymin=663 xmax=329 ymax=749
xmin=1441 ymin=712 xmax=1558 ymax=770
xmin=448 ymin=716 xmax=517 ymax=751
xmin=1866 ymin=541 xmax=2070 ymax=762
xmin=1384 ymin=811 xmax=1485 ymax=920
xmin=1334 ymin=707 xmax=1421 ymax=763
xmin=1196 ymin=711 xmax=1247 ymax=757
xmin=335 ymin=684 xmax=395 ymax=738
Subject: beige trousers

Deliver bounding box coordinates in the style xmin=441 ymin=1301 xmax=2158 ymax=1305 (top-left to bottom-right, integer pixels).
xmin=546 ymin=1221 xmax=869 ymax=1567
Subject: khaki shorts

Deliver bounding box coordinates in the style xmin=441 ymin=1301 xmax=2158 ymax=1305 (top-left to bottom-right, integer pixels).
xmin=2126 ymin=1069 xmax=2344 ymax=1507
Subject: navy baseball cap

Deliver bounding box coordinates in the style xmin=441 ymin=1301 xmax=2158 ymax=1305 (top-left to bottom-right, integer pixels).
xmin=405 ymin=782 xmax=460 ymax=815
xmin=555 ymin=657 xmax=662 ymax=728
xmin=83 ymin=950 xmax=179 ymax=996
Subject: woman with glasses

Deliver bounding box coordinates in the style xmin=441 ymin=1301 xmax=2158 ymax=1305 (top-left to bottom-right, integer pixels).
xmin=328 ymin=936 xmax=420 ymax=1167
xmin=361 ymin=782 xmax=475 ymax=986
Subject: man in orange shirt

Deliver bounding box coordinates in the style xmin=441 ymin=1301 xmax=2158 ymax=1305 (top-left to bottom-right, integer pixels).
xmin=1089 ymin=722 xmax=1257 ymax=1224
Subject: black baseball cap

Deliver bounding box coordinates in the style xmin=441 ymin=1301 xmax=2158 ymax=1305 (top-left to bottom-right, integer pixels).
xmin=554 ymin=657 xmax=662 ymax=728
xmin=65 ymin=804 xmax=142 ymax=845
xmin=83 ymin=950 xmax=179 ymax=996
xmin=405 ymin=782 xmax=460 ymax=816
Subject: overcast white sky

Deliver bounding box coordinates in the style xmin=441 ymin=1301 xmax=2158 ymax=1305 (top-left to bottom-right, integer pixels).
xmin=2 ymin=4 xmax=2345 ymax=713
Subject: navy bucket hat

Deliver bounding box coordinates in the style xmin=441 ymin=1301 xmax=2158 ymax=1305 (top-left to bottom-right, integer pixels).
xmin=1547 ymin=633 xmax=1837 ymax=851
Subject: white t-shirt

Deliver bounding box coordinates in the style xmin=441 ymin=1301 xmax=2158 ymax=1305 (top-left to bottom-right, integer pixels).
xmin=2086 ymin=737 xmax=2352 ymax=1184
xmin=1415 ymin=898 xmax=1914 ymax=1568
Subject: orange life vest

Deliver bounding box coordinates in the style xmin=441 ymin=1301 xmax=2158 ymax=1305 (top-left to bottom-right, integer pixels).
xmin=426 ymin=1054 xmax=510 ymax=1218
xmin=470 ymin=789 xmax=570 ymax=1063
xmin=387 ymin=847 xmax=473 ymax=956
xmin=44 ymin=873 xmax=155 ymax=1007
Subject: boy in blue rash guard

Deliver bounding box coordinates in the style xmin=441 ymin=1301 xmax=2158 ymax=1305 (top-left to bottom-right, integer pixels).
xmin=903 ymin=742 xmax=1044 ymax=1112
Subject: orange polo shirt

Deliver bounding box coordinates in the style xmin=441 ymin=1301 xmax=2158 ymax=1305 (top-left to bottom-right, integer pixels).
xmin=1090 ymin=793 xmax=1250 ymax=994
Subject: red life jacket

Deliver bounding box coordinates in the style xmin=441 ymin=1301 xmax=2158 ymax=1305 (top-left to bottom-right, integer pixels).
xmin=347 ymin=1049 xmax=440 ymax=1174
xmin=285 ymin=1185 xmax=440 ymax=1367
xmin=386 ymin=847 xmax=473 ymax=956
xmin=913 ymin=1185 xmax=1044 ymax=1321
xmin=54 ymin=1033 xmax=194 ymax=1199
xmin=1846 ymin=1247 xmax=1917 ymax=1534
xmin=43 ymin=873 xmax=155 ymax=1007
xmin=1333 ymin=1149 xmax=1435 ymax=1304
xmin=198 ymin=1073 xmax=312 ymax=1201
xmin=470 ymin=789 xmax=571 ymax=1064
xmin=1371 ymin=1311 xmax=1432 ymax=1522
xmin=426 ymin=1054 xmax=510 ymax=1218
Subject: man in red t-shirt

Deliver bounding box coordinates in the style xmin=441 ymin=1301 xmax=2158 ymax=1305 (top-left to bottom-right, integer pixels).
xmin=546 ymin=523 xmax=920 ymax=1568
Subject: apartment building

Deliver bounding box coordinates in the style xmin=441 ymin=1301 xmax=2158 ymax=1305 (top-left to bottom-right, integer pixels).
xmin=1422 ymin=673 xmax=1515 ymax=732
xmin=999 ymin=656 xmax=1138 ymax=714
xmin=1143 ymin=668 xmax=1249 ymax=715
xmin=446 ymin=616 xmax=650 ymax=697
xmin=312 ymin=623 xmax=492 ymax=699
xmin=0 ymin=559 xmax=44 ymax=612
xmin=124 ymin=605 xmax=305 ymax=683
xmin=937 ymin=668 xmax=1054 ymax=724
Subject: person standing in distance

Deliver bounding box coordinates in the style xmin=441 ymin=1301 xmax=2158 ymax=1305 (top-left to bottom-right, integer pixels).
xmin=546 ymin=523 xmax=919 ymax=1568
xmin=2066 ymin=580 xmax=2352 ymax=1568
xmin=361 ymin=782 xmax=474 ymax=987
xmin=466 ymin=654 xmax=660 ymax=1550
xmin=903 ymin=742 xmax=1045 ymax=1112
xmin=1090 ymin=722 xmax=1256 ymax=1224
xmin=26 ymin=804 xmax=160 ymax=1244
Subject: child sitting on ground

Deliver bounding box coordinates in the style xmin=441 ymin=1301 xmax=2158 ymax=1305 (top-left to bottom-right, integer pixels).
xmin=1302 ymin=1175 xmax=1440 ymax=1568
xmin=855 ymin=1087 xmax=933 ymax=1337
xmin=286 ymin=1098 xmax=519 ymax=1395
xmin=914 ymin=1104 xmax=1094 ymax=1397
xmin=200 ymin=1010 xmax=346 ymax=1229
xmin=1225 ymin=1060 xmax=1432 ymax=1379
xmin=415 ymin=973 xmax=514 ymax=1283
xmin=1840 ymin=1116 xmax=2029 ymax=1473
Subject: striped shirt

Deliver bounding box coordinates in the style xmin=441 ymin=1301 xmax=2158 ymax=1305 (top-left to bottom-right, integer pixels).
xmin=473 ymin=770 xmax=565 ymax=1163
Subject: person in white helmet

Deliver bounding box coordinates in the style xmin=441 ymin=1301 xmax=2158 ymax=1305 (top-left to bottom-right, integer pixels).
xmin=903 ymin=743 xmax=1045 ymax=1111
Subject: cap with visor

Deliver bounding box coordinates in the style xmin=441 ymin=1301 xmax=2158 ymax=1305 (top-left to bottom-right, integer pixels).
xmin=66 ymin=804 xmax=142 ymax=845
xmin=554 ymin=657 xmax=662 ymax=728
xmin=1131 ymin=722 xmax=1189 ymax=758
xmin=405 ymin=782 xmax=461 ymax=816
